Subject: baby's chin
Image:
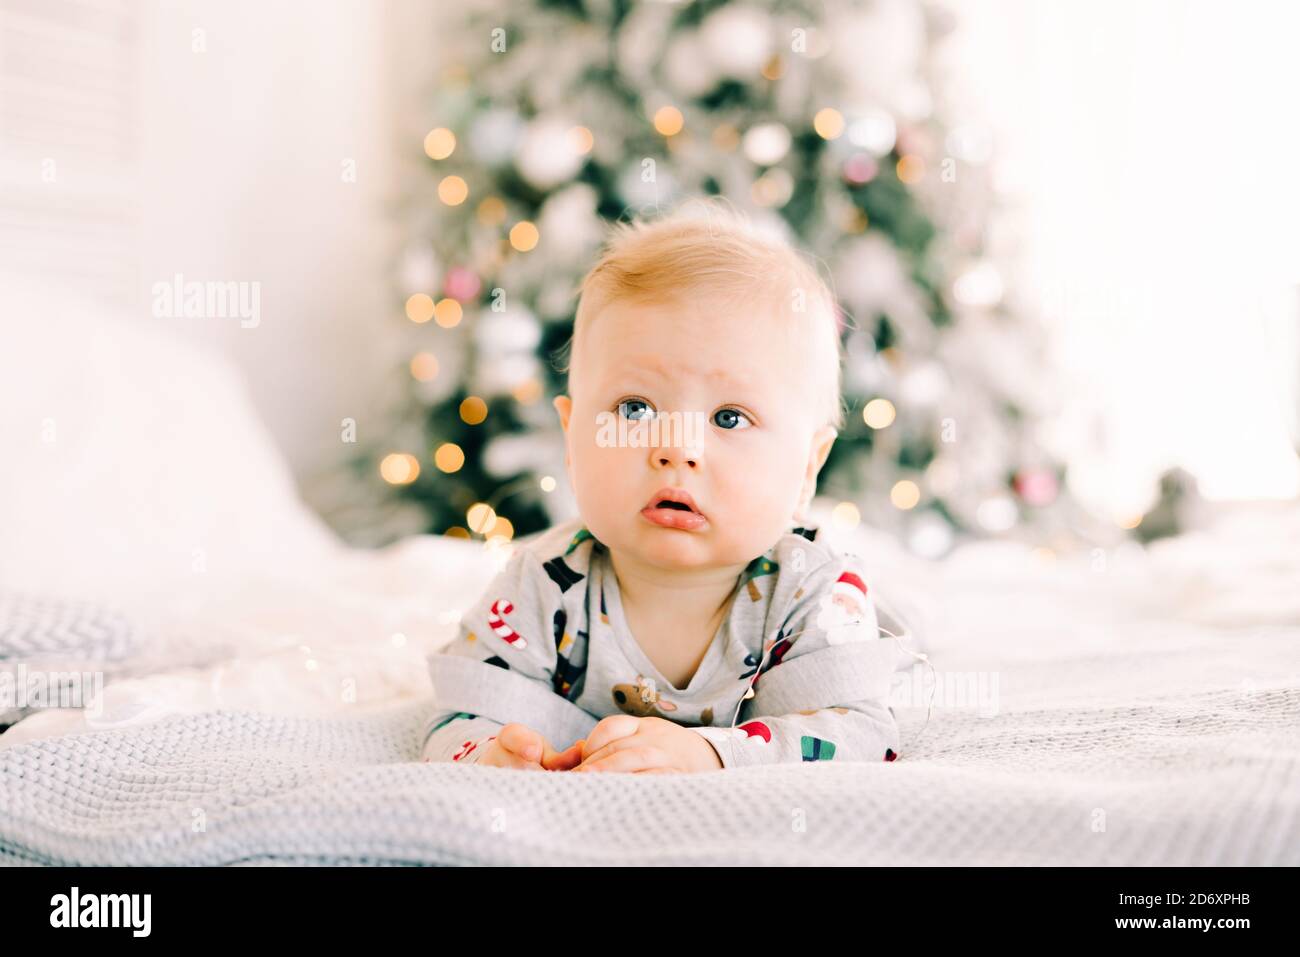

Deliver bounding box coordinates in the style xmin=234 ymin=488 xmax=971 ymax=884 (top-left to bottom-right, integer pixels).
xmin=604 ymin=521 xmax=758 ymax=572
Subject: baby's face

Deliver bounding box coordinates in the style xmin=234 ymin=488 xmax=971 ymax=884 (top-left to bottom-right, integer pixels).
xmin=553 ymin=294 xmax=837 ymax=571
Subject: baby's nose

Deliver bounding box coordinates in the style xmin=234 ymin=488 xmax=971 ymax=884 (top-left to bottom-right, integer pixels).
xmin=657 ymin=452 xmax=698 ymax=468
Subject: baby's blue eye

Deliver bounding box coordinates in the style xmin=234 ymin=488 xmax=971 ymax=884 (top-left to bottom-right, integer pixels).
xmin=713 ymin=408 xmax=752 ymax=430
xmin=617 ymin=398 xmax=655 ymax=421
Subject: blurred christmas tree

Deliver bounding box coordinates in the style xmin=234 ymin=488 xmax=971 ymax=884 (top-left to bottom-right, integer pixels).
xmin=353 ymin=0 xmax=1115 ymax=557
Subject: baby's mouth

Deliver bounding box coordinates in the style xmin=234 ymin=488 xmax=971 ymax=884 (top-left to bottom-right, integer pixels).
xmin=655 ymin=500 xmax=694 ymax=512
xmin=642 ymin=489 xmax=708 ymax=530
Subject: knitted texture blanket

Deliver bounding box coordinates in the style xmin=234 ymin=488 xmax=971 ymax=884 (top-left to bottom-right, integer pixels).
xmin=2 ymin=685 xmax=1295 ymax=866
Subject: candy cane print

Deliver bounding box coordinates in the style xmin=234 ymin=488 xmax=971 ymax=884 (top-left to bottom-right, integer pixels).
xmin=488 ymin=598 xmax=528 ymax=649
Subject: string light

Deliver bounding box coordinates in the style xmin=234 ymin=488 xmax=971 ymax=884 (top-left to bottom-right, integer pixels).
xmin=433 ymin=298 xmax=463 ymax=328
xmin=410 ymin=352 xmax=439 ymax=381
xmin=444 ymin=527 xmax=471 ymax=539
xmin=653 ymin=106 xmax=684 ymax=136
xmin=434 ymin=442 xmax=465 ymax=473
xmin=380 ymin=453 xmax=420 ymax=485
xmin=438 ymin=175 xmax=468 ymax=205
xmin=477 ymin=196 xmax=506 ymax=225
xmin=459 ymin=396 xmax=488 ymax=425
xmin=405 ymin=294 xmax=434 ymax=324
xmin=831 ymin=501 xmax=860 ymax=528
xmin=890 ymin=480 xmax=921 ymax=510
xmin=467 ymin=502 xmax=497 ymax=534
xmin=509 ymin=221 xmax=539 ymax=252
xmin=863 ymin=398 xmax=897 ymax=429
xmin=813 ymin=108 xmax=844 ymax=139
xmin=423 ymin=127 xmax=456 ymax=160
xmin=539 ymin=475 xmax=557 ymax=492
xmin=760 ymin=55 xmax=785 ymax=80
xmin=896 ymin=155 xmax=925 ymax=184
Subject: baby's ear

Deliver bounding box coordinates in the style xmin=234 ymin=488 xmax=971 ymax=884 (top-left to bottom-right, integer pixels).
xmin=552 ymin=394 xmax=572 ymax=433
xmin=796 ymin=426 xmax=837 ymax=518
xmin=810 ymin=425 xmax=837 ymax=472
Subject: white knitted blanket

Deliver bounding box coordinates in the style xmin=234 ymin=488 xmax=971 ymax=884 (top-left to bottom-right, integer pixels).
xmin=0 ymin=679 xmax=1294 ymax=865
xmin=1 ymin=505 xmax=1297 ymax=865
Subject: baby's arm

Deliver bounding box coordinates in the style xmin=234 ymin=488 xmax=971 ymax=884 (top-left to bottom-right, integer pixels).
xmin=423 ymin=711 xmax=584 ymax=769
xmin=422 ymin=711 xmax=503 ymax=764
xmin=688 ymin=556 xmax=902 ymax=767
xmin=689 ymin=699 xmax=900 ymax=767
xmin=422 ymin=546 xmax=595 ymax=766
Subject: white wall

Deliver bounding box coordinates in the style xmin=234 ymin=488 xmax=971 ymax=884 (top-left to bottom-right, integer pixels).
xmin=133 ymin=0 xmax=401 ymax=497
xmin=0 ymin=0 xmax=409 ymax=516
xmin=945 ymin=0 xmax=1300 ymax=515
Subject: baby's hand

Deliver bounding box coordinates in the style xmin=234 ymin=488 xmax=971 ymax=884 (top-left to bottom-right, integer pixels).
xmin=573 ymin=715 xmax=723 ymax=774
xmin=576 ymin=714 xmax=643 ymax=764
xmin=475 ymin=722 xmax=574 ymax=771
xmin=540 ymin=738 xmax=585 ymax=771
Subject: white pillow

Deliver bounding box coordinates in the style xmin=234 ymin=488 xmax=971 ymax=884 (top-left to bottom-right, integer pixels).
xmin=0 ymin=273 xmax=342 ymax=603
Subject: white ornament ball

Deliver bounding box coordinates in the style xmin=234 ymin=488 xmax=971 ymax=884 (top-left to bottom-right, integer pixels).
xmin=700 ymin=5 xmax=772 ymax=79
xmin=469 ymin=108 xmax=523 ymax=165
xmin=537 ymin=183 xmax=603 ymax=261
xmin=664 ymin=31 xmax=718 ymax=98
xmin=475 ymin=307 xmax=542 ymax=354
xmin=617 ymin=161 xmax=680 ymax=213
xmin=976 ymin=496 xmax=1019 ymax=533
xmin=848 ymin=109 xmax=897 ymax=156
xmin=516 ymin=116 xmax=585 ymax=190
xmin=908 ymin=512 xmax=954 ymax=559
xmin=743 ymin=122 xmax=792 ymax=166
xmin=483 ymin=433 xmax=549 ymax=479
xmin=475 ymin=354 xmax=540 ymax=397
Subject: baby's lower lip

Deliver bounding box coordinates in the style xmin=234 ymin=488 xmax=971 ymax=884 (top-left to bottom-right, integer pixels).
xmin=641 ymin=506 xmax=708 ymax=530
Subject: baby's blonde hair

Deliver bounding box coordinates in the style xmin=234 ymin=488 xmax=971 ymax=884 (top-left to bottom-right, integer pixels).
xmin=556 ymin=198 xmax=846 ymax=432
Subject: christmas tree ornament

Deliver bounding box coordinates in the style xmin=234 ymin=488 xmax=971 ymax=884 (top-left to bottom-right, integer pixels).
xmin=516 ymin=115 xmax=585 ymax=190
xmin=699 ymin=4 xmax=773 ymax=79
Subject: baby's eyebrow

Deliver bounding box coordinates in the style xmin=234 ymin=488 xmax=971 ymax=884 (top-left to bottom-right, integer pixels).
xmin=618 ymin=355 xmax=752 ymax=392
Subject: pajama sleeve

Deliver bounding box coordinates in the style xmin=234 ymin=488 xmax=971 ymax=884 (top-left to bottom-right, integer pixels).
xmin=688 ymin=555 xmax=902 ymax=768
xmin=422 ymin=546 xmax=598 ymax=764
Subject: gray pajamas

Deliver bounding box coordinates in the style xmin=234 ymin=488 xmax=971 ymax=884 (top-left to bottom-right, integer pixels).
xmin=423 ymin=517 xmax=907 ymax=768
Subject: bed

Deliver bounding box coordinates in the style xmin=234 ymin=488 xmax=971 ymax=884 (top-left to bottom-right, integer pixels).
xmin=1 ymin=276 xmax=1296 ymax=865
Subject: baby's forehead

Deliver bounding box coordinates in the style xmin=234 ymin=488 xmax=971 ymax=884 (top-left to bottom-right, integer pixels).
xmin=591 ymin=303 xmax=814 ymax=374
xmin=591 ymin=291 xmax=813 ymax=348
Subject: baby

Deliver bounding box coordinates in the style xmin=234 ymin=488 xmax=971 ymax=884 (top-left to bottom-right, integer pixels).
xmin=422 ymin=201 xmax=906 ymax=773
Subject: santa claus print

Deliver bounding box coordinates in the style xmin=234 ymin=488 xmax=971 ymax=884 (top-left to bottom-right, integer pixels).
xmin=815 ymin=569 xmax=876 ymax=644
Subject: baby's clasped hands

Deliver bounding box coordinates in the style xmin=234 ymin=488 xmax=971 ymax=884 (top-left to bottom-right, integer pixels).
xmin=479 ymin=715 xmax=723 ymax=773
xmin=475 ymin=723 xmax=584 ymax=771
xmin=571 ymin=715 xmax=723 ymax=774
